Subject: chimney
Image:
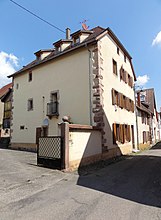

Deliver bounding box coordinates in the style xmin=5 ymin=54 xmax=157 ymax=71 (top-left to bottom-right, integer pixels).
xmin=137 ymin=92 xmax=141 ymax=107
xmin=66 ymin=28 xmax=71 ymax=40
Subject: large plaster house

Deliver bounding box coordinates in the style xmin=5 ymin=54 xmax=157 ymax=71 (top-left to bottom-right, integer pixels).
xmin=9 ymin=26 xmax=138 ymax=166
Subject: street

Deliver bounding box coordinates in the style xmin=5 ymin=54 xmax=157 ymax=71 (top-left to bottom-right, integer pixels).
xmin=0 ymin=144 xmax=161 ymax=220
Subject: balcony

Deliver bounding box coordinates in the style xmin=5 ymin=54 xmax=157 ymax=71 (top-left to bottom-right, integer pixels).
xmin=47 ymin=102 xmax=59 ymax=117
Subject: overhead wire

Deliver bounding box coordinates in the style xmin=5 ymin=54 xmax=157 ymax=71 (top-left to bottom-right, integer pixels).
xmin=9 ymin=0 xmax=65 ymax=34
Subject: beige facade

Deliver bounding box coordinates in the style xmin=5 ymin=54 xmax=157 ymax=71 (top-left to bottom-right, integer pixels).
xmin=10 ymin=26 xmax=137 ymax=159
xmin=152 ymin=109 xmax=160 ymax=143
xmin=11 ymin=49 xmax=91 ymax=146
xmin=97 ymin=35 xmax=137 ymax=154
xmin=137 ymin=108 xmax=150 ymax=150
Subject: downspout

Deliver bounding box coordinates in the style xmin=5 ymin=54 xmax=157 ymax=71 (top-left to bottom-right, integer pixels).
xmin=86 ymin=44 xmax=93 ymax=126
xmin=133 ymin=85 xmax=139 ymax=151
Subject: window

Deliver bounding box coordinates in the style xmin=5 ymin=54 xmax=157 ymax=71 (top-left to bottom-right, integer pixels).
xmin=16 ymin=83 xmax=19 ymax=89
xmin=73 ymin=37 xmax=80 ymax=44
xmin=112 ymin=59 xmax=117 ymax=75
xmin=47 ymin=91 xmax=59 ymax=116
xmin=143 ymin=131 xmax=147 ymax=144
xmin=20 ymin=126 xmax=25 ymax=130
xmin=117 ymin=47 xmax=119 ymax=55
xmin=112 ymin=89 xmax=119 ymax=106
xmin=113 ymin=123 xmax=131 ymax=144
xmin=28 ymin=99 xmax=33 ymax=111
xmin=28 ymin=71 xmax=32 ymax=82
xmin=111 ymin=89 xmax=134 ymax=112
xmin=3 ymin=119 xmax=10 ymax=129
xmin=124 ymin=55 xmax=126 ymax=63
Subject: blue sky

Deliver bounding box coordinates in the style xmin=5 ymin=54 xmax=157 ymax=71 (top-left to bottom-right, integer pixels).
xmin=0 ymin=0 xmax=161 ymax=109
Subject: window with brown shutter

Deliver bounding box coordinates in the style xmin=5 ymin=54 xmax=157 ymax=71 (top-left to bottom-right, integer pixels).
xmin=128 ymin=74 xmax=131 ymax=86
xmin=120 ymin=66 xmax=124 ymax=81
xmin=143 ymin=131 xmax=146 ymax=144
xmin=113 ymin=59 xmax=117 ymax=75
xmin=120 ymin=124 xmax=125 ymax=144
xmin=123 ymin=95 xmax=126 ymax=109
xmin=116 ymin=124 xmax=120 ymax=142
xmin=131 ymin=101 xmax=134 ymax=112
xmin=127 ymin=125 xmax=131 ymax=142
xmin=113 ymin=123 xmax=117 ymax=144
xmin=111 ymin=89 xmax=115 ymax=105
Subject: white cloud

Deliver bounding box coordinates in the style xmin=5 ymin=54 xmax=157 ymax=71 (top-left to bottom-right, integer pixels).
xmin=152 ymin=31 xmax=161 ymax=47
xmin=0 ymin=51 xmax=19 ymax=87
xmin=136 ymin=75 xmax=150 ymax=87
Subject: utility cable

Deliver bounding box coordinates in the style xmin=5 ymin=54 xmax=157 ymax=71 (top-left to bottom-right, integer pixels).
xmin=9 ymin=0 xmax=65 ymax=33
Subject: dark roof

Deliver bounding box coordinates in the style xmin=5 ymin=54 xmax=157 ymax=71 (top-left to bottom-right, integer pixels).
xmin=8 ymin=26 xmax=136 ymax=80
xmin=0 ymin=83 xmax=12 ymax=99
xmin=140 ymin=88 xmax=156 ymax=114
xmin=136 ymin=103 xmax=152 ymax=115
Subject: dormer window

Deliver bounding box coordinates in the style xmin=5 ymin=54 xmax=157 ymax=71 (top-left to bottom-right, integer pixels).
xmin=56 ymin=46 xmax=61 ymax=52
xmin=140 ymin=94 xmax=146 ymax=102
xmin=74 ymin=37 xmax=80 ymax=44
xmin=71 ymin=29 xmax=93 ymax=44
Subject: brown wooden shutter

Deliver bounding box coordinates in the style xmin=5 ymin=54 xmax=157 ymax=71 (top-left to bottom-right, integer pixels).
xmin=128 ymin=125 xmax=131 ymax=142
xmin=131 ymin=77 xmax=133 ymax=88
xmin=113 ymin=123 xmax=117 ymax=144
xmin=141 ymin=112 xmax=144 ymax=124
xmin=120 ymin=67 xmax=123 ymax=81
xmin=112 ymin=89 xmax=115 ymax=105
xmin=132 ymin=101 xmax=134 ymax=112
xmin=118 ymin=124 xmax=124 ymax=144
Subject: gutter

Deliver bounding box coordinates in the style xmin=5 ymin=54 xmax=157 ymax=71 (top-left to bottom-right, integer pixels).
xmin=8 ymin=39 xmax=97 ymax=78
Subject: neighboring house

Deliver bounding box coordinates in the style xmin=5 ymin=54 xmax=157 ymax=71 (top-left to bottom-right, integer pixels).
xmin=138 ymin=89 xmax=160 ymax=144
xmin=8 ymin=26 xmax=137 ymax=163
xmin=136 ymin=91 xmax=152 ymax=150
xmin=0 ymin=83 xmax=12 ymax=137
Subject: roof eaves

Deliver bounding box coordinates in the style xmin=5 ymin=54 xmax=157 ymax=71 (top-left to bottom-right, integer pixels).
xmin=8 ymin=38 xmax=98 ymax=78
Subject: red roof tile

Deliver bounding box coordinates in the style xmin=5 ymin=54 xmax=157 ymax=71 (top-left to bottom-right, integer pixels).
xmin=0 ymin=83 xmax=12 ymax=99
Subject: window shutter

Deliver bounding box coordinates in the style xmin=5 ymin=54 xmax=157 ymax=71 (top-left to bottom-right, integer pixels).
xmin=128 ymin=125 xmax=131 ymax=142
xmin=111 ymin=89 xmax=115 ymax=105
xmin=121 ymin=124 xmax=125 ymax=144
xmin=142 ymin=112 xmax=144 ymax=124
xmin=113 ymin=123 xmax=117 ymax=144
xmin=131 ymin=77 xmax=133 ymax=88
xmin=132 ymin=101 xmax=134 ymax=112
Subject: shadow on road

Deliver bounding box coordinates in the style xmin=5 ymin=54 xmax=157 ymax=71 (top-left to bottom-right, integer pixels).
xmin=150 ymin=141 xmax=161 ymax=150
xmin=77 ymin=153 xmax=161 ymax=208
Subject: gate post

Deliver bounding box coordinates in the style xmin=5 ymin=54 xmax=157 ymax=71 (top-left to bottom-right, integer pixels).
xmin=61 ymin=122 xmax=69 ymax=170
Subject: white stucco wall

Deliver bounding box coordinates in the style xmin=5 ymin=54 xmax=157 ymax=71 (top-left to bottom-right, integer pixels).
xmin=11 ymin=49 xmax=91 ymax=144
xmin=98 ymin=35 xmax=137 ymax=151
xmin=137 ymin=110 xmax=150 ymax=144
xmin=69 ymin=130 xmax=102 ymax=162
xmin=152 ymin=109 xmax=160 ymax=142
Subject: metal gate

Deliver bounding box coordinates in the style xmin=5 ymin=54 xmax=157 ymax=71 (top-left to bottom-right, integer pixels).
xmin=37 ymin=136 xmax=64 ymax=169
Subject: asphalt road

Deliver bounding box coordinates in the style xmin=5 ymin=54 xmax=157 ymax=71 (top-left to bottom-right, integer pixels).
xmin=0 ymin=144 xmax=161 ymax=220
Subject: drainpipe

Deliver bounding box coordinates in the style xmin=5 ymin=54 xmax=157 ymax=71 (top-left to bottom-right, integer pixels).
xmin=85 ymin=44 xmax=93 ymax=126
xmin=133 ymin=85 xmax=139 ymax=151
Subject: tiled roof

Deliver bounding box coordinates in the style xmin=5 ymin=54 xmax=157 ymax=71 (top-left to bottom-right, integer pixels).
xmin=8 ymin=26 xmax=135 ymax=79
xmin=0 ymin=83 xmax=12 ymax=99
xmin=136 ymin=103 xmax=152 ymax=115
xmin=141 ymin=88 xmax=156 ymax=114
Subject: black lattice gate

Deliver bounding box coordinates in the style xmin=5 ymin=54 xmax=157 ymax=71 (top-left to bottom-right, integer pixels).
xmin=37 ymin=136 xmax=64 ymax=169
